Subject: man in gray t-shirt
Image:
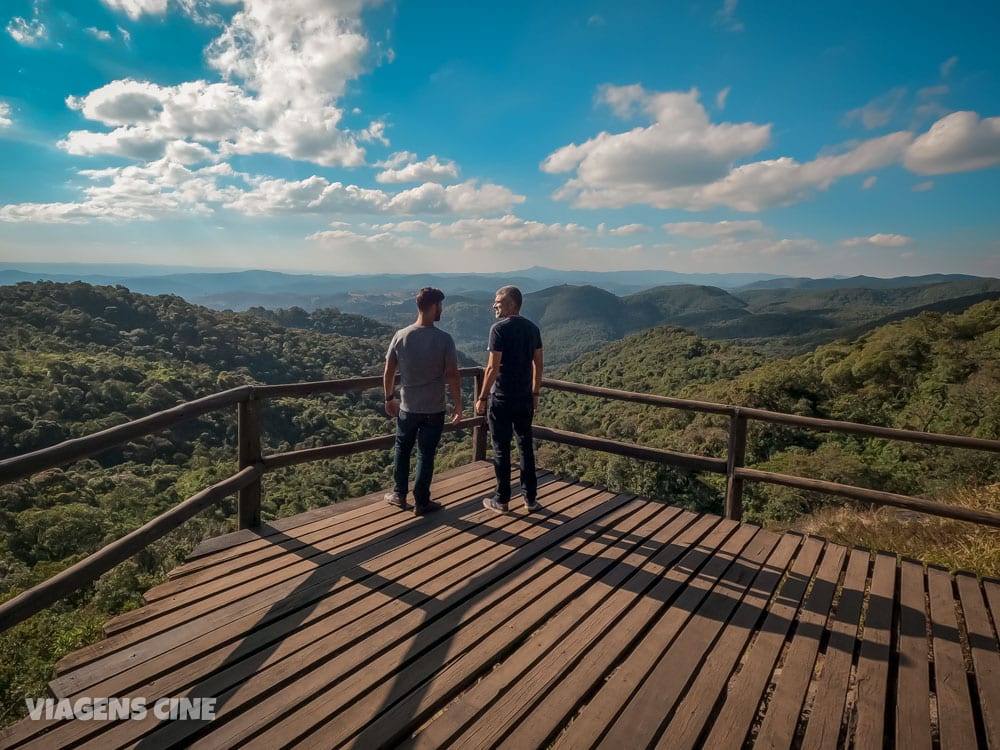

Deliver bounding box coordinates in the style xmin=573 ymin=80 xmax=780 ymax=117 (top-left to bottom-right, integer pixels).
xmin=383 ymin=287 xmax=462 ymax=515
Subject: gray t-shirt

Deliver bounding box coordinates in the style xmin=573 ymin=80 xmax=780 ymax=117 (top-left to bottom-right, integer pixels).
xmin=385 ymin=324 xmax=458 ymax=413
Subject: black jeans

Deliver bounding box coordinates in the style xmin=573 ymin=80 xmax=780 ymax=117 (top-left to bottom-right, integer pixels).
xmin=393 ymin=410 xmax=445 ymax=505
xmin=487 ymin=397 xmax=536 ymax=504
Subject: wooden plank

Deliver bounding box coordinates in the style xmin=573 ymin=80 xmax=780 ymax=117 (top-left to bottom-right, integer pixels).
xmin=851 ymin=551 xmax=897 ymax=748
xmin=956 ymin=574 xmax=1000 ymax=748
xmin=595 ymin=527 xmax=782 ymax=749
xmin=83 ymin=488 xmax=638 ymax=749
xmin=168 ymin=491 xmax=644 ymax=750
xmin=752 ymin=541 xmax=849 ymax=748
xmin=52 ymin=468 xmax=510 ymax=679
xmin=145 ymin=467 xmax=507 ymax=599
xmin=50 ymin=479 xmax=590 ymax=700
xmin=178 ymin=461 xmax=498 ymax=566
xmin=300 ymin=505 xmax=692 ymax=750
xmin=457 ymin=515 xmax=726 ymax=750
xmin=927 ymin=566 xmax=977 ymax=750
xmin=656 ymin=532 xmax=807 ymax=749
xmin=799 ymin=547 xmax=870 ymax=749
xmin=697 ymin=535 xmax=824 ymax=749
xmin=401 ymin=509 xmax=706 ymax=750
xmin=895 ymin=559 xmax=933 ymax=750
xmin=550 ymin=521 xmax=754 ymax=750
xmin=24 ymin=482 xmax=611 ymax=749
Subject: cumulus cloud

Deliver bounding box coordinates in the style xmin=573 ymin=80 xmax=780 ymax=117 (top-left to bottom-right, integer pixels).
xmin=376 ymin=153 xmax=459 ymax=183
xmin=608 ymin=223 xmax=650 ymax=236
xmin=85 ymin=27 xmax=113 ymax=41
xmin=65 ymin=1 xmax=379 ymax=167
xmin=6 ymin=16 xmax=47 ymax=46
xmin=691 ymin=237 xmax=820 ymax=262
xmin=904 ymin=111 xmax=1000 ymax=174
xmin=543 ymin=86 xmax=772 ymax=208
xmin=0 ymin=102 xmax=11 ymax=128
xmin=664 ymin=220 xmax=767 ymax=238
xmin=840 ymin=233 xmax=912 ymax=247
xmin=99 ymin=0 xmax=168 ymax=20
xmin=428 ymin=215 xmax=585 ymax=245
xmin=224 ymin=176 xmax=522 ymax=217
xmin=0 ymin=159 xmax=241 ymax=223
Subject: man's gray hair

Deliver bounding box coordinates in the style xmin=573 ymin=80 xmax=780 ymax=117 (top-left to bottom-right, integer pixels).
xmin=496 ymin=285 xmax=522 ymax=309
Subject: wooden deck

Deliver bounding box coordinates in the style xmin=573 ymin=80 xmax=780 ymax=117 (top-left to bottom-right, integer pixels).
xmin=2 ymin=461 xmax=999 ymax=749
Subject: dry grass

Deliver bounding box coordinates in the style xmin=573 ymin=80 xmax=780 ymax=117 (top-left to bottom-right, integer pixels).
xmin=773 ymin=484 xmax=1000 ymax=579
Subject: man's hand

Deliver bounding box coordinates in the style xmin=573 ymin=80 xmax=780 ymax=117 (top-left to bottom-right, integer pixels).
xmin=451 ymin=406 xmax=463 ymax=425
xmin=475 ymin=398 xmax=487 ymax=416
xmin=384 ymin=398 xmax=399 ymax=418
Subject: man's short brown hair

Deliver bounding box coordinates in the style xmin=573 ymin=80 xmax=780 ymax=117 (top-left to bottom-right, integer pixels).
xmin=416 ymin=287 xmax=445 ymax=311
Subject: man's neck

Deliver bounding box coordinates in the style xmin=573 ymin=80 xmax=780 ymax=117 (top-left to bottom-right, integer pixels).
xmin=415 ymin=314 xmax=436 ymax=327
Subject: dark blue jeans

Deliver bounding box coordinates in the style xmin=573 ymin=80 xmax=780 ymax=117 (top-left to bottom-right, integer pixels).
xmin=488 ymin=397 xmax=536 ymax=504
xmin=393 ymin=410 xmax=445 ymax=505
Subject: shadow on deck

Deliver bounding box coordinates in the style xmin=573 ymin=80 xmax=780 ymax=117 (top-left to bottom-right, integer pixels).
xmin=2 ymin=461 xmax=999 ymax=749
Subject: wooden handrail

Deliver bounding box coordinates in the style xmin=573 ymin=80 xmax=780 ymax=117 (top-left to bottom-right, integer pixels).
xmin=737 ymin=467 xmax=1000 ymax=528
xmin=0 ymin=385 xmax=253 ymax=484
xmin=3 ymin=366 xmax=999 ymax=634
xmin=0 ymin=465 xmax=264 ymax=632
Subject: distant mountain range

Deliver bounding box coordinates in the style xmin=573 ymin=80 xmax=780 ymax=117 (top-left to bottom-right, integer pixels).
xmin=0 ymin=264 xmax=790 ymax=299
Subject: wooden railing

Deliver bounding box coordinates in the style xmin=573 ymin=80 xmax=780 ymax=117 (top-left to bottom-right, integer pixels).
xmin=1 ymin=367 xmax=999 ymax=632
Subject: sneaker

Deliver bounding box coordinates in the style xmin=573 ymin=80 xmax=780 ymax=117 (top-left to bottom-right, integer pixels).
xmin=524 ymin=498 xmax=541 ymax=512
xmin=385 ymin=491 xmax=408 ymax=510
xmin=482 ymin=496 xmax=509 ymax=513
xmin=413 ymin=500 xmax=442 ymax=517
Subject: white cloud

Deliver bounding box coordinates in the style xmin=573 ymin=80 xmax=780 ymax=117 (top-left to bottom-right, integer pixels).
xmin=376 ymin=154 xmax=459 ymax=184
xmin=664 ymin=220 xmax=768 ymax=238
xmin=65 ymin=1 xmax=379 ymax=167
xmin=543 ymin=86 xmax=772 ymax=208
xmin=941 ymin=56 xmax=958 ymax=77
xmin=85 ymin=27 xmax=113 ymax=42
xmin=224 ymin=177 xmax=522 ymax=217
xmin=840 ymin=233 xmax=912 ymax=247
xmin=862 ymin=176 xmax=877 ymax=190
xmin=903 ymin=111 xmax=1000 ymax=175
xmin=913 ymin=181 xmax=934 ymax=192
xmin=844 ymin=87 xmax=907 ymax=130
xmin=716 ymin=86 xmax=730 ymax=110
xmin=0 ymin=102 xmax=11 ymax=128
xmin=6 ymin=16 xmax=47 ymax=46
xmin=99 ymin=0 xmax=169 ymax=20
xmin=0 ymin=159 xmax=241 ymax=223
xmin=714 ymin=0 xmax=743 ymax=31
xmin=118 ymin=25 xmax=131 ymax=44
xmin=427 ymin=215 xmax=587 ymax=248
xmin=609 ymin=223 xmax=650 ymax=236
xmin=691 ymin=237 xmax=820 ymax=261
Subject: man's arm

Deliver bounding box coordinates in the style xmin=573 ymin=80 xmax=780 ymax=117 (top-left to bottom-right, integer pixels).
xmin=476 ymin=351 xmax=502 ymax=416
xmin=445 ymin=360 xmax=462 ymax=424
xmin=532 ymin=346 xmax=543 ymax=411
xmin=383 ymin=357 xmax=399 ymax=417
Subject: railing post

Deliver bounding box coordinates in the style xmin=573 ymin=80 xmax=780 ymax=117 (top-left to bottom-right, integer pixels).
xmin=238 ymin=396 xmax=263 ymax=529
xmin=472 ymin=369 xmax=488 ymax=462
xmin=725 ymin=408 xmax=748 ymax=522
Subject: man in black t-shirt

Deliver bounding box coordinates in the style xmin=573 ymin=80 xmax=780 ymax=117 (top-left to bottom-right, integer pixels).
xmin=475 ymin=285 xmax=543 ymax=512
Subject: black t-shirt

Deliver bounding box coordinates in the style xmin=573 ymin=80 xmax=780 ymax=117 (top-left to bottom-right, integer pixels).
xmin=487 ymin=315 xmax=542 ymax=401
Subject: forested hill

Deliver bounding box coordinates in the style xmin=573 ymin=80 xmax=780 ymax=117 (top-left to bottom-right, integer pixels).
xmin=537 ymin=299 xmax=1000 ymax=523
xmin=0 ymin=281 xmax=401 ymax=459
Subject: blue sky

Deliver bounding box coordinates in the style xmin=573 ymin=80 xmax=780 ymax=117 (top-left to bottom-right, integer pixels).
xmin=1 ymin=0 xmax=999 ymax=277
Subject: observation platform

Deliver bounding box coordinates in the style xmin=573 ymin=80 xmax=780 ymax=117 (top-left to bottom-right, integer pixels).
xmin=2 ymin=461 xmax=999 ymax=749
